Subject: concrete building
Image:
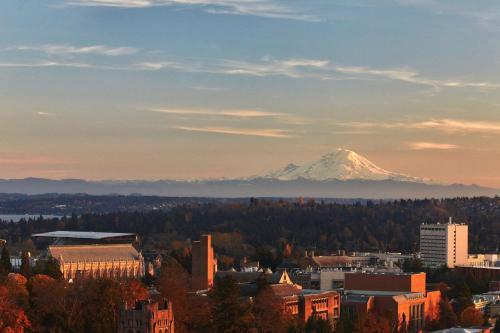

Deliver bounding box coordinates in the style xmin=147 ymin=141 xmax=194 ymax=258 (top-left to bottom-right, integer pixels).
xmin=420 ymin=220 xmax=468 ymax=268
xmin=467 ymin=254 xmax=500 ymax=268
xmin=118 ymin=298 xmax=174 ymax=333
xmin=472 ymin=292 xmax=500 ymax=314
xmin=191 ymin=234 xmax=216 ymax=291
xmin=342 ymin=272 xmax=441 ymax=333
xmin=48 ymin=244 xmax=145 ymax=280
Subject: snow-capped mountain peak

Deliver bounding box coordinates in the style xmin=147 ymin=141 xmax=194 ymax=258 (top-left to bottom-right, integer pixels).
xmin=264 ymin=148 xmax=426 ymax=182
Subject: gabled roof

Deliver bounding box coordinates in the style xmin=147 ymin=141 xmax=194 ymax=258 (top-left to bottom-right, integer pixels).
xmin=48 ymin=244 xmax=141 ymax=263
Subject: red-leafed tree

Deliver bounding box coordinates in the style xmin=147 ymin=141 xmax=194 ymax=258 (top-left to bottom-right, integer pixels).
xmin=460 ymin=306 xmax=484 ymax=327
xmin=0 ymin=285 xmax=31 ymax=333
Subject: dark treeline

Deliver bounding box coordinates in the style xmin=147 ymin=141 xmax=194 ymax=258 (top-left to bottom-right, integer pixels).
xmin=1 ymin=197 xmax=498 ymax=263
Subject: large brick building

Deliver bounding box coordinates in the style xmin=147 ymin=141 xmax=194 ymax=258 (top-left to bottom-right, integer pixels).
xmin=271 ymin=283 xmax=340 ymax=325
xmin=342 ymin=272 xmax=441 ymax=333
xmin=118 ymin=298 xmax=174 ymax=333
xmin=32 ymin=231 xmax=144 ymax=281
xmin=191 ymin=234 xmax=217 ymax=291
xmin=48 ymin=244 xmax=145 ymax=280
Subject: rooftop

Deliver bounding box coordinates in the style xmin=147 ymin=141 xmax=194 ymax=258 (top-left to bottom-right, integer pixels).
xmin=48 ymin=244 xmax=141 ymax=262
xmin=32 ymin=231 xmax=136 ymax=240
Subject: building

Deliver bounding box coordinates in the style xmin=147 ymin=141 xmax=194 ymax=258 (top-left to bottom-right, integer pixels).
xmin=472 ymin=292 xmax=500 ymax=315
xmin=342 ymin=272 xmax=441 ymax=333
xmin=268 ymin=274 xmax=341 ymax=327
xmin=32 ymin=231 xmax=145 ymax=281
xmin=420 ymin=220 xmax=468 ymax=268
xmin=467 ymin=254 xmax=500 ymax=268
xmin=48 ymin=243 xmax=144 ymax=280
xmin=118 ymin=298 xmax=174 ymax=333
xmin=191 ymin=234 xmax=216 ymax=291
xmin=431 ymin=329 xmax=491 ymax=333
xmin=455 ymin=266 xmax=500 ymax=281
xmin=240 ymin=257 xmax=260 ymax=272
xmin=9 ymin=251 xmax=36 ymax=271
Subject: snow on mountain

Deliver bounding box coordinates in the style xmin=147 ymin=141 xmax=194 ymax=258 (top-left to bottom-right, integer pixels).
xmin=263 ymin=148 xmax=427 ymax=183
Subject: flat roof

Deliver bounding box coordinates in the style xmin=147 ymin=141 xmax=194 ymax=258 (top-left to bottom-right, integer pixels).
xmin=32 ymin=231 xmax=136 ymax=240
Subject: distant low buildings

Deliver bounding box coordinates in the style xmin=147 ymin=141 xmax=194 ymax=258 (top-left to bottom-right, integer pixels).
xmin=467 ymin=254 xmax=500 ymax=268
xmin=455 ymin=266 xmax=500 ymax=281
xmin=472 ymin=292 xmax=500 ymax=315
xmin=420 ymin=219 xmax=469 ymax=268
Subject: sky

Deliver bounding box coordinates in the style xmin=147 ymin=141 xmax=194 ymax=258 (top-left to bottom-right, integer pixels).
xmin=1 ymin=0 xmax=500 ymax=187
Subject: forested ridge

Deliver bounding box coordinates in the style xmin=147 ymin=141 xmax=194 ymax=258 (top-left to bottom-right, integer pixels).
xmin=1 ymin=197 xmax=498 ymax=258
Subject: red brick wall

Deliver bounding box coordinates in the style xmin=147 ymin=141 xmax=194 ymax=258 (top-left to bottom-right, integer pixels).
xmin=345 ymin=272 xmax=426 ymax=293
xmin=191 ymin=234 xmax=214 ymax=291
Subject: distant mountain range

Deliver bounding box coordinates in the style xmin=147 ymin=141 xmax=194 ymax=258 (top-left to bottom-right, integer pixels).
xmin=1 ymin=149 xmax=498 ymax=199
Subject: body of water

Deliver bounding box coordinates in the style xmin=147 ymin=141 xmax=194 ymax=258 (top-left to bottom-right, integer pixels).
xmin=0 ymin=214 xmax=63 ymax=222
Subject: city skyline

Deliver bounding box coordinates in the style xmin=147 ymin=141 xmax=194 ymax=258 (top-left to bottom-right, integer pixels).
xmin=2 ymin=1 xmax=500 ymax=187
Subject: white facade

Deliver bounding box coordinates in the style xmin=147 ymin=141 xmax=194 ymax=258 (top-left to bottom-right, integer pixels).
xmin=420 ymin=220 xmax=468 ymax=268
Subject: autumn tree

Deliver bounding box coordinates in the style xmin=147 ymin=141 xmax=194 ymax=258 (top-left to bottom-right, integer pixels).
xmin=354 ymin=312 xmax=391 ymax=333
xmin=120 ymin=279 xmax=148 ymax=307
xmin=28 ymin=274 xmax=82 ymax=332
xmin=460 ymin=306 xmax=484 ymax=327
xmin=157 ymin=256 xmax=191 ymax=333
xmin=0 ymin=285 xmax=31 ymax=333
xmin=252 ymin=278 xmax=288 ymax=333
xmin=5 ymin=274 xmax=30 ymax=311
xmin=78 ymin=279 xmax=124 ymax=333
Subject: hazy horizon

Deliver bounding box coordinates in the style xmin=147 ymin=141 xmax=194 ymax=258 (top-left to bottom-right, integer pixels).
xmin=2 ymin=1 xmax=500 ymax=187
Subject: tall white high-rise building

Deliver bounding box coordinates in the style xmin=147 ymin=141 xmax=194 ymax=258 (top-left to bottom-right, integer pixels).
xmin=420 ymin=218 xmax=468 ymax=268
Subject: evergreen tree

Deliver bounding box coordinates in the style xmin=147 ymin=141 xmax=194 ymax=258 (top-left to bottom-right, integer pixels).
xmin=210 ymin=276 xmax=253 ymax=333
xmin=20 ymin=251 xmax=31 ymax=278
xmin=305 ymin=316 xmax=332 ymax=333
xmin=0 ymin=246 xmax=12 ymax=276
xmin=44 ymin=257 xmax=63 ymax=280
xmin=438 ymin=298 xmax=458 ymax=329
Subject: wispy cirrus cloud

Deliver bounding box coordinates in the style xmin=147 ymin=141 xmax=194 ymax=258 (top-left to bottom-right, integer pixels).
xmin=62 ymin=0 xmax=320 ymax=22
xmin=340 ymin=118 xmax=500 ymax=134
xmin=0 ymin=156 xmax=72 ymax=166
xmin=136 ymin=57 xmax=499 ymax=91
xmin=2 ymin=50 xmax=498 ymax=93
xmin=408 ymin=142 xmax=459 ymax=150
xmin=335 ymin=66 xmax=499 ymax=91
xmin=175 ymin=126 xmax=291 ymax=138
xmin=36 ymin=112 xmax=57 ymax=117
xmin=151 ymin=108 xmax=284 ymax=118
xmin=6 ymin=44 xmax=138 ymax=56
xmin=135 ymin=57 xmax=331 ymax=79
xmin=390 ymin=0 xmax=500 ymax=27
xmin=0 ymin=60 xmax=126 ymax=70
